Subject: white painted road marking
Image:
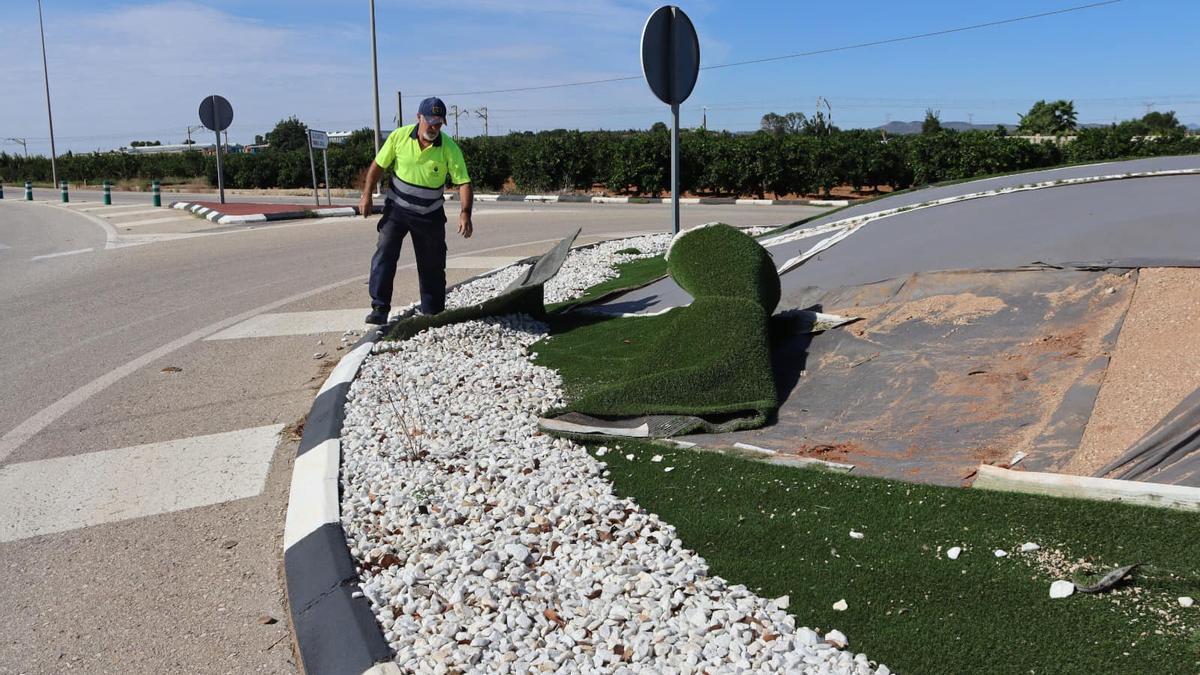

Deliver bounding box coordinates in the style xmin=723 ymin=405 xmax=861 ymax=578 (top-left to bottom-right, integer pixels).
xmin=101 ymin=208 xmax=170 ymax=218
xmin=0 ymin=243 xmax=10 ymax=250
xmin=447 ymin=255 xmax=527 ymax=269
xmin=206 ymin=309 xmax=367 ymax=340
xmin=30 ymin=247 xmax=94 ymax=261
xmin=0 ymin=425 xmax=283 ymax=543
xmin=77 ymin=204 xmax=153 ymax=213
xmin=114 ymin=215 xmax=198 ymax=228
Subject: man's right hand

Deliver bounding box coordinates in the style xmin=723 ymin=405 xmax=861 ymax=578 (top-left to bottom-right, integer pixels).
xmin=358 ymin=193 xmax=372 ymax=218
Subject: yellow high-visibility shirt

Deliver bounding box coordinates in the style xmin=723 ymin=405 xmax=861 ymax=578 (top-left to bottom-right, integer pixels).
xmin=374 ymin=124 xmax=470 ymax=215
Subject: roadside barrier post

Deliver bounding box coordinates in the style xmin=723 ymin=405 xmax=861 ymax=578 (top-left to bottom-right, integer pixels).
xmin=0 ymin=183 xmax=4 ymax=199
xmin=60 ymin=181 xmax=69 ymax=203
xmin=151 ymin=180 xmax=161 ymax=207
xmin=103 ymin=181 xmax=112 ymax=205
xmin=25 ymin=181 xmax=33 ymax=200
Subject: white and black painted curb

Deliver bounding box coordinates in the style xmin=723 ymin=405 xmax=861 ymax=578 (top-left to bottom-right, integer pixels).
xmin=451 ymin=192 xmax=849 ymax=207
xmin=170 ymin=201 xmax=368 ymax=225
xmin=283 ymin=328 xmax=397 ymax=675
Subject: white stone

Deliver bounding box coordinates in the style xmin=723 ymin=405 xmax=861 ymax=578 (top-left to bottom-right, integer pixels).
xmin=824 ymin=630 xmax=848 ymax=648
xmin=1179 ymin=596 xmax=1194 ymax=608
xmin=772 ymin=595 xmax=789 ymax=610
xmin=849 ymin=530 xmax=864 ymax=540
xmin=1019 ymin=542 xmax=1040 ymax=553
xmin=1049 ymin=580 xmax=1075 ymax=599
xmin=994 ymin=549 xmax=1008 ymax=558
xmin=663 ymin=467 xmax=674 ymax=473
xmin=650 ymin=455 xmax=663 ymax=463
xmin=832 ymin=599 xmax=848 ymax=612
xmin=946 ymin=547 xmax=962 ymax=560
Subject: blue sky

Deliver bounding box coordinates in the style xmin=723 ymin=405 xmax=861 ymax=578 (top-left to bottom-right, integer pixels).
xmin=2 ymin=0 xmax=1197 ymax=154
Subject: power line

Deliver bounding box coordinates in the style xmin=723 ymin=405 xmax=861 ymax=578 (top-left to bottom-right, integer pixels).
xmin=417 ymin=1 xmax=1122 ymax=98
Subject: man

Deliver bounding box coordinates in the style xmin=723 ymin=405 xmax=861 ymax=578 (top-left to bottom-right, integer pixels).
xmin=358 ymin=96 xmax=473 ymax=324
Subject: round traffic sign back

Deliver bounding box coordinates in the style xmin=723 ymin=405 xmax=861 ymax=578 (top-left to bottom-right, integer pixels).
xmin=199 ymin=95 xmax=234 ymax=132
xmin=640 ymin=6 xmax=700 ymax=106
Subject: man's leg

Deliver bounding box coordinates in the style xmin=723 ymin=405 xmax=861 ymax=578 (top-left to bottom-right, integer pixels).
xmin=367 ymin=208 xmax=410 ymax=321
xmin=408 ymin=215 xmax=448 ymax=315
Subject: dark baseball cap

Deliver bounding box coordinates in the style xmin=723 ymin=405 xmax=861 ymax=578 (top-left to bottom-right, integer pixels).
xmin=418 ymin=97 xmax=447 ymax=125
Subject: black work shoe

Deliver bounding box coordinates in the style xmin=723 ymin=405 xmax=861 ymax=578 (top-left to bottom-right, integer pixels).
xmin=364 ymin=306 xmax=390 ymax=325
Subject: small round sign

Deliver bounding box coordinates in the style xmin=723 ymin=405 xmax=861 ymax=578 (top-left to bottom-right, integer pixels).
xmin=640 ymin=6 xmax=700 ymax=106
xmin=198 ymin=95 xmax=234 ymax=132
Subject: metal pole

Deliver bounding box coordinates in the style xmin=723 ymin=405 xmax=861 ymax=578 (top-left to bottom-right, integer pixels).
xmin=671 ymin=103 xmax=680 ymax=236
xmin=213 ymin=128 xmax=226 ymax=204
xmin=37 ymin=0 xmax=58 ymax=188
xmin=322 ymin=148 xmax=331 ymax=205
xmin=369 ymin=0 xmax=381 ymax=154
xmin=397 ymin=91 xmax=403 ymax=126
xmin=307 ymin=137 xmax=319 ymax=206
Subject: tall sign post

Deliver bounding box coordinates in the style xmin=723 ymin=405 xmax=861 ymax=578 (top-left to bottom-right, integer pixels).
xmin=641 ymin=6 xmax=699 ymax=236
xmin=308 ymin=129 xmax=331 ymax=206
xmin=198 ymin=95 xmax=233 ymax=204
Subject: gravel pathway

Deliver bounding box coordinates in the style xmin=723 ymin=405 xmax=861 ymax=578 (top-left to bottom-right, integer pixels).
xmin=340 ymin=236 xmax=885 ymax=673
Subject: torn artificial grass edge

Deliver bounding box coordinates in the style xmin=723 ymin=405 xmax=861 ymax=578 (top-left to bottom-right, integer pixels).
xmin=588 ymin=437 xmax=1200 ymax=675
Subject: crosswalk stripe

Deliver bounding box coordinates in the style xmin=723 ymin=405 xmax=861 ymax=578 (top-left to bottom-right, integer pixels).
xmin=114 ymin=216 xmax=198 ymax=228
xmin=205 ymin=309 xmax=366 ymax=340
xmin=77 ymin=204 xmax=152 ymax=213
xmin=447 ymin=255 xmax=527 ymax=269
xmin=100 ymin=208 xmax=170 ymax=218
xmin=0 ymin=425 xmax=283 ymax=543
xmin=30 ymin=248 xmax=94 ymax=261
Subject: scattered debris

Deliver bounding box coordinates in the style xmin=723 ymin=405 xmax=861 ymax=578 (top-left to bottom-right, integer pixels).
xmin=312 ymin=352 xmax=326 ymax=359
xmin=832 ymin=599 xmax=848 ymax=611
xmin=772 ymin=595 xmax=790 ymax=610
xmin=849 ymin=530 xmax=865 ymax=540
xmin=160 ymin=366 xmax=182 ymax=373
xmin=1020 ymin=542 xmax=1040 ymax=553
xmin=1050 ymin=580 xmax=1076 ymax=599
xmin=650 ymin=454 xmax=663 ymax=463
xmin=824 ymin=629 xmax=848 ymax=648
xmin=257 ymin=615 xmax=277 ymax=625
xmin=625 ymin=453 xmax=635 ymax=461
xmin=947 ymin=546 xmax=963 ymax=560
xmin=1009 ymin=451 xmax=1028 ymax=467
xmin=664 ymin=466 xmax=675 ymax=472
xmin=1076 ymin=563 xmax=1139 ymax=594
xmin=1179 ymin=597 xmax=1194 ymax=608
xmin=221 ymin=540 xmax=237 ymax=549
xmin=994 ymin=549 xmax=1009 ymax=558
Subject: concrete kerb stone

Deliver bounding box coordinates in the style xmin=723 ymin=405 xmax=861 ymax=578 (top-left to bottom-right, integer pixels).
xmin=282 ymin=260 xmax=538 ymax=674
xmin=169 ymin=202 xmax=370 ymax=226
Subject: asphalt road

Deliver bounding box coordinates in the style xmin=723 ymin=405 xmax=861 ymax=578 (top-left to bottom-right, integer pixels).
xmin=0 ymin=196 xmax=826 ymax=674
xmin=598 ymin=155 xmax=1200 ymax=315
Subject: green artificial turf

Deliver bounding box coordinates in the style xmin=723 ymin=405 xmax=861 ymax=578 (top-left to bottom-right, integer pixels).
xmin=534 ymin=296 xmax=775 ymax=427
xmin=588 ymin=439 xmax=1200 ymax=674
xmin=547 ymin=256 xmax=669 ymax=313
xmin=535 ymin=225 xmax=781 ymax=433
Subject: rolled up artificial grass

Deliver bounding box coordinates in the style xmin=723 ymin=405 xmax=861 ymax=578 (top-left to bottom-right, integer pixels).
xmin=592 ymin=439 xmax=1200 ymax=674
xmin=535 ymin=224 xmax=780 ymax=434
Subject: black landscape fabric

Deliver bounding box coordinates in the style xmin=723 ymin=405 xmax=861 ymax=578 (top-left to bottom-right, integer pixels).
xmin=1096 ymin=387 xmax=1200 ymax=487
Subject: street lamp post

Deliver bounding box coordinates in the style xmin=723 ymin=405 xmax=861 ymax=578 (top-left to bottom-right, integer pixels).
xmin=369 ymin=0 xmax=382 ymax=156
xmin=36 ymin=0 xmax=58 ymax=187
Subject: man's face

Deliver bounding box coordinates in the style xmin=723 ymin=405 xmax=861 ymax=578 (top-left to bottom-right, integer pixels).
xmin=418 ymin=115 xmax=443 ymax=142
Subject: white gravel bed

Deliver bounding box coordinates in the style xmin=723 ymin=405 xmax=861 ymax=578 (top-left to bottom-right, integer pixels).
xmin=340 ymin=312 xmax=883 ymax=673
xmin=543 ymin=234 xmax=672 ymax=304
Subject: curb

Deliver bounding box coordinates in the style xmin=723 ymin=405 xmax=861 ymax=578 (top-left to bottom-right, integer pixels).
xmin=283 ymin=330 xmax=395 ymax=675
xmin=448 ymin=193 xmax=849 ymax=207
xmin=170 ymin=201 xmax=374 ymax=225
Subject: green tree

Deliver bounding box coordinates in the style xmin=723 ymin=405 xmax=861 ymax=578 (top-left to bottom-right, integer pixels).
xmin=1017 ymin=99 xmax=1077 ymax=135
xmin=264 ymin=116 xmax=310 ymax=152
xmin=922 ymin=109 xmax=942 ymax=134
xmin=1140 ymin=110 xmax=1185 ymax=134
xmin=129 ymin=140 xmax=161 ymax=147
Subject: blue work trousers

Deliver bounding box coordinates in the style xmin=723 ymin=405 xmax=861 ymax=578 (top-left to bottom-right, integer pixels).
xmin=369 ymin=203 xmax=447 ymax=315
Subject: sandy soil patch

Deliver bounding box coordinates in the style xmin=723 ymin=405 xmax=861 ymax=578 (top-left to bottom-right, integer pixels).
xmin=1069 ymin=268 xmax=1200 ymax=476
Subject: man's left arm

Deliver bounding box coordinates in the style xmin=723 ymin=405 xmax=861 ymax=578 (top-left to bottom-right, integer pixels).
xmin=457 ymin=182 xmax=473 ymax=239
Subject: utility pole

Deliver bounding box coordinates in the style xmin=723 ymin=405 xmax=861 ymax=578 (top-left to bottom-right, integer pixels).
xmin=449 ymin=105 xmax=469 ymax=137
xmin=816 ymin=96 xmax=832 ymax=134
xmin=1143 ymin=101 xmax=1155 ymax=116
xmin=223 ymin=129 xmax=229 ymax=152
xmin=702 ymin=106 xmax=708 ymax=130
xmin=474 ymin=107 xmax=489 ymax=137
xmin=37 ymin=0 xmax=58 ymax=187
xmin=396 ymin=90 xmax=403 ymax=126
xmin=5 ymin=138 xmax=28 ymax=158
xmin=369 ymin=0 xmax=382 ymax=154
xmin=186 ymin=124 xmax=204 ymax=145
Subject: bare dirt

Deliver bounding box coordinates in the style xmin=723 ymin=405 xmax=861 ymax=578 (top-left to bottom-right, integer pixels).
xmin=864 ymin=292 xmax=1008 ymax=333
xmin=1068 ymin=268 xmax=1200 ymax=476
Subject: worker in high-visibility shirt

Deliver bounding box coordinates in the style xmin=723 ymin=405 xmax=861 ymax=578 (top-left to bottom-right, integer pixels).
xmin=358 ymin=96 xmax=473 ymax=325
